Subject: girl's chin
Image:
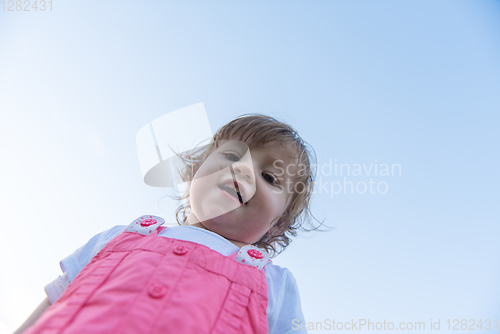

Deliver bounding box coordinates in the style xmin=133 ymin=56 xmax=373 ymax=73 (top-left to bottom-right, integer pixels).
xmin=195 ymin=209 xmax=239 ymax=223
xmin=197 ymin=200 xmax=242 ymax=220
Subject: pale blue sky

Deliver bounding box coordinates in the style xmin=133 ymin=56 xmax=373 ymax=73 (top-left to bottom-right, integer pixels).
xmin=1 ymin=1 xmax=499 ymax=333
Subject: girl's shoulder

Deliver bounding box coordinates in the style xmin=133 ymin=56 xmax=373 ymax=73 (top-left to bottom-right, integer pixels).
xmin=263 ymin=262 xmax=306 ymax=333
xmin=60 ymin=225 xmax=127 ymax=281
xmin=264 ymin=262 xmax=301 ymax=293
xmin=264 ymin=262 xmax=294 ymax=280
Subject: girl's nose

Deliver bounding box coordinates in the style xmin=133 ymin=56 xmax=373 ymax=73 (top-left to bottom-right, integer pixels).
xmin=233 ymin=163 xmax=255 ymax=184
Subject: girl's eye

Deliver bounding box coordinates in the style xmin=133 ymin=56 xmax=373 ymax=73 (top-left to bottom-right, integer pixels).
xmin=263 ymin=172 xmax=278 ymax=185
xmin=223 ymin=153 xmax=240 ymax=162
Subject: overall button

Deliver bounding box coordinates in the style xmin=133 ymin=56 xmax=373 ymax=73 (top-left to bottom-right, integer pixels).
xmin=173 ymin=245 xmax=188 ymax=255
xmin=140 ymin=218 xmax=157 ymax=227
xmin=148 ymin=283 xmax=167 ymax=298
xmin=247 ymin=249 xmax=264 ymax=259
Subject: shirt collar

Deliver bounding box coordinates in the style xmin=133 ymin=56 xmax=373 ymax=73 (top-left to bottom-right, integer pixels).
xmin=158 ymin=225 xmax=240 ymax=256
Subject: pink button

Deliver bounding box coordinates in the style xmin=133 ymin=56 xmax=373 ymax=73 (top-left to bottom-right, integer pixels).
xmin=148 ymin=283 xmax=167 ymax=298
xmin=140 ymin=218 xmax=157 ymax=227
xmin=247 ymin=249 xmax=263 ymax=259
xmin=173 ymin=245 xmax=188 ymax=255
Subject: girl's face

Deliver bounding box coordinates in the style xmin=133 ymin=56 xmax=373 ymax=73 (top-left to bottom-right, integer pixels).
xmin=187 ymin=140 xmax=299 ymax=246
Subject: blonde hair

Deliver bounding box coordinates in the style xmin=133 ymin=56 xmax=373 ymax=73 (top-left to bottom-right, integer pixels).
xmin=175 ymin=114 xmax=319 ymax=257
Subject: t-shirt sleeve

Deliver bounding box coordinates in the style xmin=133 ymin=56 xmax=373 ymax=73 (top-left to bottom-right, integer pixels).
xmin=44 ymin=225 xmax=126 ymax=304
xmin=266 ymin=265 xmax=308 ymax=334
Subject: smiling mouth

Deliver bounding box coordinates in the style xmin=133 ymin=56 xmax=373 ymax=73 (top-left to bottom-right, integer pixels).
xmin=217 ymin=166 xmax=245 ymax=205
xmin=218 ymin=182 xmax=244 ymax=204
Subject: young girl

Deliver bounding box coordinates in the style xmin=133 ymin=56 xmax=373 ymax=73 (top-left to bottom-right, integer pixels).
xmin=16 ymin=114 xmax=317 ymax=334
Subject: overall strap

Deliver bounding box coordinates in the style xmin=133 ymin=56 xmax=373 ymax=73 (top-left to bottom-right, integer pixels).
xmin=230 ymin=244 xmax=271 ymax=271
xmin=125 ymin=214 xmax=165 ymax=235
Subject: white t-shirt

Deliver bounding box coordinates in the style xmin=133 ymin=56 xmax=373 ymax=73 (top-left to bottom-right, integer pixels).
xmin=45 ymin=224 xmax=308 ymax=334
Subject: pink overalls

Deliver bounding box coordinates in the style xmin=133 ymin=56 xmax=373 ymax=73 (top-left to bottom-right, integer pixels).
xmin=26 ymin=216 xmax=270 ymax=334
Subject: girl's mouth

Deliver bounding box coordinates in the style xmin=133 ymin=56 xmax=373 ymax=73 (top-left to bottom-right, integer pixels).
xmin=229 ymin=165 xmax=245 ymax=204
xmin=218 ymin=179 xmax=245 ymax=205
